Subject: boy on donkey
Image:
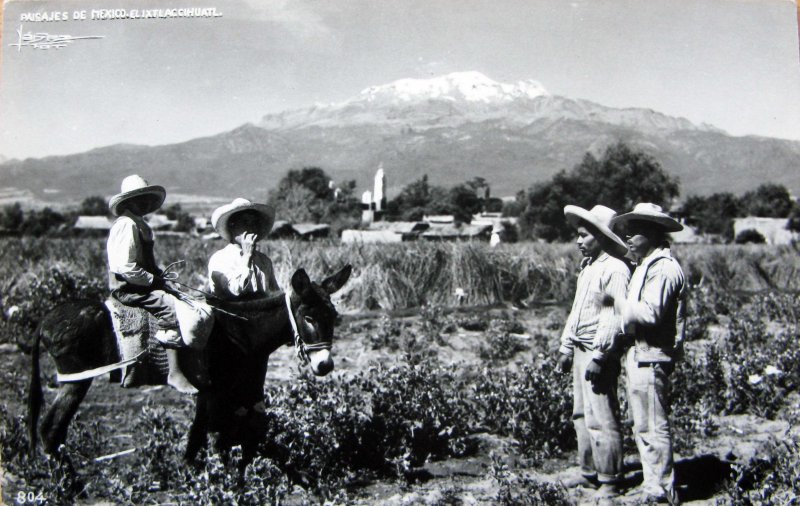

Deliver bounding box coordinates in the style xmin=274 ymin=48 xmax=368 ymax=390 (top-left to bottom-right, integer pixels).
xmin=207 ymin=198 xmax=279 ymax=301
xmin=106 ymin=175 xmax=196 ymax=394
xmin=557 ymin=204 xmax=631 ymax=503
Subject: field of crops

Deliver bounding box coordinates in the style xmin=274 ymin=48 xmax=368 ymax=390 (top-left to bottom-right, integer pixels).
xmin=1 ymin=237 xmax=799 ymax=505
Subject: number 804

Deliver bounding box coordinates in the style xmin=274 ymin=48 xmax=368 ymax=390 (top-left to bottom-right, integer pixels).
xmin=16 ymin=491 xmax=46 ymax=504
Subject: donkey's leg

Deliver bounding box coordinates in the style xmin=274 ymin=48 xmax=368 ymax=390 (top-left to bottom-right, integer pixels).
xmin=40 ymin=380 xmax=92 ymax=455
xmin=185 ymin=394 xmax=209 ymax=462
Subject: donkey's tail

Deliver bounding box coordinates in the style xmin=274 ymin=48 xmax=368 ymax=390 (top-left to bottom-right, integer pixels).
xmin=28 ymin=326 xmax=43 ymax=456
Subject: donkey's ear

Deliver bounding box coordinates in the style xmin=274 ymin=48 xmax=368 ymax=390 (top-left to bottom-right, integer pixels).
xmin=321 ymin=264 xmax=352 ymax=294
xmin=291 ymin=268 xmax=312 ymax=296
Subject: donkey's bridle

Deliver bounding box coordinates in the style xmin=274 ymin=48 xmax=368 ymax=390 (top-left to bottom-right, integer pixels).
xmin=285 ymin=292 xmax=331 ymax=365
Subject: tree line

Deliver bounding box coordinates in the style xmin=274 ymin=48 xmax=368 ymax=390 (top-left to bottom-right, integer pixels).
xmin=2 ymin=142 xmax=797 ymax=240
xmin=0 ymin=199 xmax=195 ymax=237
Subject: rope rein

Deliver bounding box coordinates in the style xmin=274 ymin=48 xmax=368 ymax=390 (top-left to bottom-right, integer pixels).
xmin=159 ymin=260 xmax=330 ymax=364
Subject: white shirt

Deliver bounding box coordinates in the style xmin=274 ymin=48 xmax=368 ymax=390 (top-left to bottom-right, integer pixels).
xmin=107 ymin=211 xmax=156 ymax=287
xmin=208 ymin=243 xmax=280 ymax=300
xmin=619 ymin=246 xmax=686 ymax=362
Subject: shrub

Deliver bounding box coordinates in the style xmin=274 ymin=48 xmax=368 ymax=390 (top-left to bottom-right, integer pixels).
xmin=725 ymin=432 xmax=800 ymax=505
xmin=2 ymin=264 xmax=106 ymax=350
xmin=472 ymin=358 xmax=574 ymax=463
xmin=735 ymin=229 xmax=766 ymax=244
xmin=478 ymin=317 xmax=530 ymax=363
xmin=490 ymin=453 xmax=572 ymax=506
xmin=670 ymin=344 xmax=723 ymax=451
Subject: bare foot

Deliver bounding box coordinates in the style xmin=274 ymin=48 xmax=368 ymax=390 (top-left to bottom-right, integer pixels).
xmin=168 ymin=373 xmax=198 ymax=394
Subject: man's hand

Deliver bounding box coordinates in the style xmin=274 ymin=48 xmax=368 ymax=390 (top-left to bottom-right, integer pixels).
xmin=150 ymin=276 xmax=166 ymax=290
xmin=557 ymin=353 xmax=572 ymax=373
xmin=585 ymin=359 xmax=603 ymax=382
xmin=591 ymin=291 xmax=615 ymax=308
xmin=240 ymin=233 xmax=258 ymax=261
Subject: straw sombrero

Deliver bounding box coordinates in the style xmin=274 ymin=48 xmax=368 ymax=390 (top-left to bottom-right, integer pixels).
xmin=211 ymin=198 xmax=276 ymax=241
xmin=564 ymin=204 xmax=628 ymax=257
xmin=611 ymin=203 xmax=683 ymax=233
xmin=109 ymin=175 xmax=166 ymax=216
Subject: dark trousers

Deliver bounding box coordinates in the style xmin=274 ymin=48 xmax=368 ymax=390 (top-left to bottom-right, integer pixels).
xmin=113 ymin=286 xmax=178 ymax=330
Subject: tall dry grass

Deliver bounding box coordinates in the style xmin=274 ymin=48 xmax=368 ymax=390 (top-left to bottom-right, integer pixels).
xmin=0 ymin=237 xmax=797 ymax=320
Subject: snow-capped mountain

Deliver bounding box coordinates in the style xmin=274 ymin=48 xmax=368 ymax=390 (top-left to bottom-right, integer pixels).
xmin=358 ymin=71 xmax=548 ymax=103
xmin=259 ymin=71 xmax=720 ymax=136
xmin=1 ymin=72 xmax=798 ymax=202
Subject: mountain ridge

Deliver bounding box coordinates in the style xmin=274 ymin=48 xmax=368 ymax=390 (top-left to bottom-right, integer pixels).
xmin=1 ymin=72 xmax=798 ymax=205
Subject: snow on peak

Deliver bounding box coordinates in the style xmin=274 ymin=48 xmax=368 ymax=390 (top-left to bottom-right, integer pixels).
xmin=359 ymin=71 xmax=548 ymax=104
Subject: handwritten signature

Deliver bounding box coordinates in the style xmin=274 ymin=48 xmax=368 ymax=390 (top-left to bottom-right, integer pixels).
xmin=9 ymin=25 xmax=104 ymax=51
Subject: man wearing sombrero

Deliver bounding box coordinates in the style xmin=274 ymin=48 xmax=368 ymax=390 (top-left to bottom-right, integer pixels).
xmin=557 ymin=204 xmax=630 ymax=502
xmin=207 ymin=198 xmax=279 ymax=300
xmin=602 ymin=203 xmax=686 ymax=505
xmin=107 ymin=175 xmax=196 ymax=394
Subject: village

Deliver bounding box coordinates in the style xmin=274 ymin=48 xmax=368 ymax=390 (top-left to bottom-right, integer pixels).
xmin=65 ymin=166 xmax=799 ymax=246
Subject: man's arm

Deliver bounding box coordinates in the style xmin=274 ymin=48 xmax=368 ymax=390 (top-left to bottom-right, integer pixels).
xmin=618 ymin=262 xmax=680 ymax=331
xmin=592 ymin=267 xmax=630 ymax=362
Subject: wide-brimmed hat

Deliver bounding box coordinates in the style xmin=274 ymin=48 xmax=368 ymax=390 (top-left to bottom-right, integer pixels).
xmin=109 ymin=175 xmax=166 ymax=216
xmin=211 ymin=198 xmax=276 ymax=241
xmin=611 ymin=202 xmax=683 ymax=232
xmin=564 ymin=204 xmax=628 ymax=257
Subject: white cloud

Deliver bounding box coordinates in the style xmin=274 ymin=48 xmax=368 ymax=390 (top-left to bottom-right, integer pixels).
xmin=237 ymin=0 xmax=332 ymax=40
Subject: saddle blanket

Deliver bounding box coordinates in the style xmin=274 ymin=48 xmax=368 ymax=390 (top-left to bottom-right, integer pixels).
xmin=105 ymin=298 xmax=170 ymax=387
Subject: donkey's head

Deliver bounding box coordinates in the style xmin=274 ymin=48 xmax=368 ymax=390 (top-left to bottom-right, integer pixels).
xmin=289 ymin=265 xmax=352 ymax=376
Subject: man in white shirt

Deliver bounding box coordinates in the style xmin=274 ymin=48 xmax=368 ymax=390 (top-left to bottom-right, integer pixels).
xmin=558 ymin=204 xmax=631 ymax=501
xmin=603 ymin=203 xmax=686 ymax=505
xmin=208 ymin=198 xmax=279 ymax=300
xmin=107 ymin=175 xmax=196 ymax=393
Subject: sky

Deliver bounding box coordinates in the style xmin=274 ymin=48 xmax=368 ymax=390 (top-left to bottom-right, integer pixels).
xmin=1 ymin=0 xmax=799 ymax=160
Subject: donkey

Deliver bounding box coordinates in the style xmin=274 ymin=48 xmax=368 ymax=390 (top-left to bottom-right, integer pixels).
xmin=28 ymin=265 xmax=352 ymax=465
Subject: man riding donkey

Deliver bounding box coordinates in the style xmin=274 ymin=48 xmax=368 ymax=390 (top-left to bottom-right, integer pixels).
xmin=597 ymin=203 xmax=686 ymax=505
xmin=106 ymin=175 xmax=197 ymax=393
xmin=557 ymin=204 xmax=631 ymax=504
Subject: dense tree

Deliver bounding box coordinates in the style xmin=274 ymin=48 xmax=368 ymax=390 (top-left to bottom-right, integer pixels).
xmin=519 ymin=142 xmax=680 ymax=241
xmin=789 ymin=206 xmax=800 ymax=233
xmin=267 ymin=167 xmax=360 ymax=232
xmin=387 ymin=175 xmax=494 ymax=223
xmin=0 ymin=203 xmax=23 ymax=232
xmin=448 ymin=183 xmax=484 ymax=223
xmin=77 ymin=196 xmax=109 ymax=216
xmin=163 ymin=203 xmax=194 ymax=232
xmin=740 ymin=183 xmax=795 ymax=218
xmin=681 ymin=192 xmax=740 ymax=239
xmin=20 ymin=207 xmax=66 ymax=236
xmin=501 ymin=192 xmax=527 ymax=218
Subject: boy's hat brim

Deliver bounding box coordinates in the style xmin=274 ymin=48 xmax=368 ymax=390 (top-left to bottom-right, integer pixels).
xmin=211 ymin=198 xmax=276 ymax=241
xmin=564 ymin=204 xmax=628 ymax=258
xmin=109 ymin=175 xmax=166 ymax=216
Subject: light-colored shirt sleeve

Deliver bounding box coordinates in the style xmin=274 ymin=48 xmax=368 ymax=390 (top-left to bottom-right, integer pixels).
xmin=592 ymin=266 xmax=630 ymax=362
xmin=559 ymin=309 xmax=577 ymax=357
xmin=621 ymin=261 xmax=681 ymax=333
xmin=107 ymin=217 xmax=154 ymax=286
xmin=558 ymin=267 xmax=583 ymax=357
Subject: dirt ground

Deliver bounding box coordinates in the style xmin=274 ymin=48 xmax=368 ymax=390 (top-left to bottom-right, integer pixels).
xmin=0 ymin=305 xmax=793 ymax=505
